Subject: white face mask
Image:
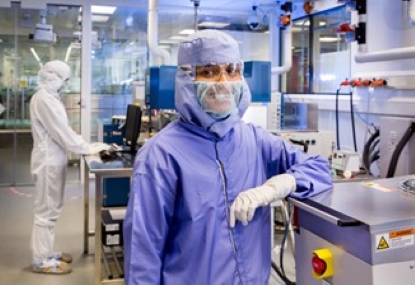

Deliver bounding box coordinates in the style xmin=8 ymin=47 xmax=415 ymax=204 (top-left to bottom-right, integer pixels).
xmin=57 ymin=79 xmax=69 ymax=93
xmin=194 ymin=80 xmax=243 ymax=119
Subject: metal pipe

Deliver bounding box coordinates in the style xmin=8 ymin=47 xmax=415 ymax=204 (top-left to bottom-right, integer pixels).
xmin=21 ymin=88 xmax=25 ymax=120
xmin=193 ymin=0 xmax=200 ymax=31
xmin=148 ymin=0 xmax=171 ymax=65
xmin=271 ymin=0 xmax=293 ymax=76
xmin=110 ymin=246 xmax=123 ymax=278
xmin=355 ymin=46 xmax=415 ymax=63
xmin=6 ymin=88 xmax=10 ymax=120
xmin=355 ymin=0 xmax=415 ymax=62
xmin=354 ymin=70 xmax=415 ymax=78
xmin=101 ymin=245 xmax=113 ymax=279
xmin=408 ymin=0 xmax=415 ymax=25
xmin=271 ymin=25 xmax=293 ymax=75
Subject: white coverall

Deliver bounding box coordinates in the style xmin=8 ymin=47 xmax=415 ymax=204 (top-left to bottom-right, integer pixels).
xmin=30 ymin=60 xmax=107 ymax=265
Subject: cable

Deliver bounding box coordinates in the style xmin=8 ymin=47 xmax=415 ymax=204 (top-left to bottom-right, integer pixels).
xmin=335 ymin=88 xmax=341 ymax=150
xmin=386 ymin=122 xmax=415 ymax=178
xmin=289 ymin=138 xmax=308 ymax=153
xmin=271 ymin=201 xmax=296 ymax=285
xmin=349 ymin=91 xmax=357 ymax=152
xmin=369 ymin=150 xmax=379 ymax=165
xmin=368 ymin=137 xmax=380 ymax=157
xmin=362 ymin=128 xmax=379 ymax=173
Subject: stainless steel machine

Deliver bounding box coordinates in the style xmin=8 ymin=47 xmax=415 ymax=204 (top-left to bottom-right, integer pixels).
xmin=290 ymin=176 xmax=415 ymax=285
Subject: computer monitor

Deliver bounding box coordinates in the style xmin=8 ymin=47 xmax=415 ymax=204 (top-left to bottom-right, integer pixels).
xmin=123 ymin=104 xmax=142 ymax=154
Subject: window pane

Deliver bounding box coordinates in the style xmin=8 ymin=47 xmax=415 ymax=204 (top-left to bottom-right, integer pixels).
xmin=285 ymin=6 xmax=351 ymax=94
xmin=90 ymin=6 xmax=148 ymax=142
xmin=286 ymin=17 xmax=310 ymax=93
xmin=313 ymin=6 xmax=351 ymax=93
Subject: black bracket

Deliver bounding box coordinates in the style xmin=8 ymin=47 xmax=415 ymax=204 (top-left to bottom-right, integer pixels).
xmin=281 ymin=2 xmax=292 ymax=13
xmin=355 ymin=22 xmax=366 ymax=45
xmin=356 ymin=0 xmax=366 ymax=15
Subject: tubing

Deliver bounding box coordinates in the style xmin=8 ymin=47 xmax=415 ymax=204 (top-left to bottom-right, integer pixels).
xmin=386 ymin=122 xmax=415 ymax=178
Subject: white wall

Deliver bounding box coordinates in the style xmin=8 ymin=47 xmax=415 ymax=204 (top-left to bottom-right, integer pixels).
xmin=228 ymin=31 xmax=269 ymax=61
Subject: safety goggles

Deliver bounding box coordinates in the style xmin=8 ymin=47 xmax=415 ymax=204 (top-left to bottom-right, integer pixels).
xmin=179 ymin=62 xmax=243 ymax=82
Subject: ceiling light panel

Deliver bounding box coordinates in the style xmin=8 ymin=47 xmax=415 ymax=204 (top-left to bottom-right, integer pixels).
xmin=91 ymin=6 xmax=116 ymax=15
xmin=92 ymin=15 xmax=110 ymax=22
xmin=179 ymin=29 xmax=195 ymax=35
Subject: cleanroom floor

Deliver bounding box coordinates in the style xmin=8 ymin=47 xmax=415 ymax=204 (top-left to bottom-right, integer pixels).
xmin=0 ymin=179 xmax=294 ymax=285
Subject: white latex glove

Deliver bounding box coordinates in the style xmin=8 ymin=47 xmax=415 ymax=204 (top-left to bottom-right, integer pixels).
xmin=229 ymin=174 xmax=296 ymax=228
xmin=87 ymin=142 xmax=111 ymax=155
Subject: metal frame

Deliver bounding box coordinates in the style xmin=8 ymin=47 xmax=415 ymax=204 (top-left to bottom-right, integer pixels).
xmin=83 ymin=155 xmax=132 ymax=285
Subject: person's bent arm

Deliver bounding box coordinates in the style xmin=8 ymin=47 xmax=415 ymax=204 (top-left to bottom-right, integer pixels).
xmin=35 ymin=96 xmax=91 ymax=154
xmin=230 ymin=126 xmax=332 ymax=227
xmin=258 ymin=127 xmax=332 ymax=198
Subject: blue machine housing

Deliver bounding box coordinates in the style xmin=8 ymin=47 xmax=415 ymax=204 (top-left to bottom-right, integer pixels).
xmin=102 ymin=123 xmax=123 ymax=146
xmin=243 ymin=61 xmax=271 ymax=102
xmin=102 ymin=123 xmax=130 ymax=207
xmin=147 ymin=66 xmax=177 ymax=109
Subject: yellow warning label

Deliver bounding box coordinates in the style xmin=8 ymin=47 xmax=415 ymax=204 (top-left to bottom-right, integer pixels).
xmin=364 ymin=182 xmax=395 ymax=192
xmin=377 ymin=236 xmax=389 ymax=250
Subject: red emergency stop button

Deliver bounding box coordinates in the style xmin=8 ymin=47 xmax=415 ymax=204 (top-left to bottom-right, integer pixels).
xmin=311 ymin=248 xmax=333 ymax=279
xmin=312 ymin=254 xmax=327 ymax=275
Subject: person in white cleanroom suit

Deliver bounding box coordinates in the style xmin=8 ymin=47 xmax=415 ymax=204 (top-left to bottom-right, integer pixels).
xmin=30 ymin=60 xmax=110 ymax=274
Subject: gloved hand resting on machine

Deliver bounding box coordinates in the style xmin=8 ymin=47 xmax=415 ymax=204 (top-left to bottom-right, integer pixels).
xmin=229 ymin=174 xmax=296 ymax=228
xmin=86 ymin=142 xmax=111 ymax=155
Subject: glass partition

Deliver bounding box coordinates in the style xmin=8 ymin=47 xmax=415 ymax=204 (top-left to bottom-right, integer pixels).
xmin=285 ymin=5 xmax=351 ymax=94
xmin=287 ymin=17 xmax=311 ymax=94
xmin=87 ymin=5 xmax=148 ymax=142
xmin=312 ymin=7 xmax=350 ymax=93
xmin=0 ymin=4 xmax=81 ymax=185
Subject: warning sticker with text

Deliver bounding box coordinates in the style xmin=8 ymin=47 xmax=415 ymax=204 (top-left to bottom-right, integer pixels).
xmin=364 ymin=182 xmax=395 ymax=192
xmin=375 ymin=228 xmax=415 ymax=252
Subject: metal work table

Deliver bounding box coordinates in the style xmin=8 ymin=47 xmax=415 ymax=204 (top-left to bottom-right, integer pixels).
xmin=290 ymin=175 xmax=415 ymax=284
xmin=83 ymin=154 xmax=133 ymax=285
xmin=292 ymin=176 xmax=415 ymax=233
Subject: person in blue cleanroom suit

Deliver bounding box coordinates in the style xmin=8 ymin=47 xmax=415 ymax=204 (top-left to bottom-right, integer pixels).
xmin=123 ymin=30 xmax=332 ymax=285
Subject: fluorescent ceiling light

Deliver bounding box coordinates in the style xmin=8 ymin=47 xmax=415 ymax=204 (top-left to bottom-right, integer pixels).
xmin=91 ymin=6 xmax=116 ymax=15
xmin=159 ymin=40 xmax=180 ymax=45
xmin=294 ymin=20 xmax=310 ymax=26
xmin=65 ymin=46 xmax=72 ymax=62
xmin=92 ymin=15 xmax=110 ymax=22
xmin=198 ymin=21 xmax=229 ymax=28
xmin=292 ymin=27 xmax=307 ymax=33
xmin=294 ymin=20 xmax=326 ymax=27
xmin=320 ymin=37 xmax=340 ymax=42
xmin=30 ymin=47 xmax=41 ymax=62
xmin=169 ymin=35 xmax=187 ymax=41
xmin=179 ymin=29 xmax=195 ymax=35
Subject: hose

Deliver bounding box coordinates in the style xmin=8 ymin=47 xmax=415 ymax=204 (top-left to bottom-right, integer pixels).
xmin=271 ymin=201 xmax=296 ymax=285
xmin=369 ymin=150 xmax=379 ymax=165
xmin=349 ymin=92 xmax=357 ymax=152
xmin=335 ymin=88 xmax=340 ymax=150
xmin=362 ymin=129 xmax=379 ymax=173
xmin=386 ymin=122 xmax=415 ymax=178
xmin=289 ymin=139 xmax=308 ymax=153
